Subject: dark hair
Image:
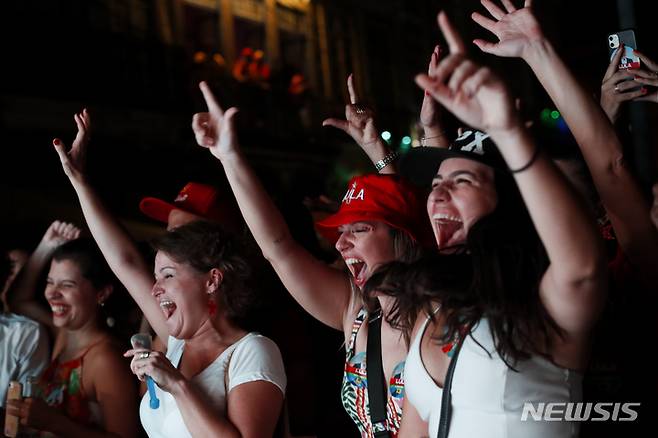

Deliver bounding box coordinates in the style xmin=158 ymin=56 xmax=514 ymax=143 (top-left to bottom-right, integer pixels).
xmin=366 ymin=170 xmax=562 ymax=366
xmin=391 ymin=228 xmax=424 ymax=263
xmin=52 ymin=239 xmax=115 ymax=290
xmin=0 ymin=251 xmax=10 ymax=291
xmin=151 ymin=220 xmax=265 ymax=331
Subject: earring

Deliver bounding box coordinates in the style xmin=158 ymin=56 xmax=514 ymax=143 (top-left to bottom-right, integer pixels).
xmin=99 ymin=301 xmax=105 ymax=307
xmin=207 ymin=297 xmax=217 ymax=317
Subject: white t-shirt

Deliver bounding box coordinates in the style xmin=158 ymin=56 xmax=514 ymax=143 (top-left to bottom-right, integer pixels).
xmin=0 ymin=313 xmax=50 ymax=407
xmin=140 ymin=332 xmax=286 ymax=438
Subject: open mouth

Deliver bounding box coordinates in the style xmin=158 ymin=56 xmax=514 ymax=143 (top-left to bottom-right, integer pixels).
xmin=49 ymin=303 xmax=71 ymax=318
xmin=345 ymin=258 xmax=368 ymax=287
xmin=432 ymin=213 xmax=464 ymax=249
xmin=159 ymin=299 xmax=177 ymax=320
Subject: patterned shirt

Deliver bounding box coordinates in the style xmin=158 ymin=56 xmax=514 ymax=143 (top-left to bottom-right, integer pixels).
xmin=341 ymin=308 xmax=404 ymax=438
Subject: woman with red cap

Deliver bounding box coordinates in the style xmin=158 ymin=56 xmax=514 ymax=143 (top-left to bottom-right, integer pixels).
xmin=362 ymin=10 xmax=608 ymax=438
xmin=192 ymin=82 xmax=429 ymax=437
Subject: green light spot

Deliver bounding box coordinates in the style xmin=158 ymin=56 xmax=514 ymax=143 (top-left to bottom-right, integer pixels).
xmin=550 ymin=110 xmax=560 ymax=120
xmin=401 ymin=136 xmax=411 ymax=145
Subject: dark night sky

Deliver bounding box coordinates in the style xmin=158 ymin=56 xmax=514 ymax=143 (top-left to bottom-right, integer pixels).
xmin=1 ymin=0 xmax=656 ymax=247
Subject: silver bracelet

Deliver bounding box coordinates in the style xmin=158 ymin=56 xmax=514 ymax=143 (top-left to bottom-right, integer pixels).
xmin=420 ymin=131 xmax=447 ymax=146
xmin=374 ymin=150 xmax=399 ymax=172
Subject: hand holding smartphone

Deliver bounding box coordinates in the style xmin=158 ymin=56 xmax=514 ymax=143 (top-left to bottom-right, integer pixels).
xmin=608 ymin=29 xmax=641 ymax=70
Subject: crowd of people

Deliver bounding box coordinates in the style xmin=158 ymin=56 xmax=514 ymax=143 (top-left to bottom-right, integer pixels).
xmin=1 ymin=1 xmax=657 ymax=437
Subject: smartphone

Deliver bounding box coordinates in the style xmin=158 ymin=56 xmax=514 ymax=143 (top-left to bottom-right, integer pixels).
xmin=608 ymin=29 xmax=641 ymax=69
xmin=4 ymin=381 xmax=22 ymax=437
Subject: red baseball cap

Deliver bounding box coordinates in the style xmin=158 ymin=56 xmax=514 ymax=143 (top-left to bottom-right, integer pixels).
xmin=315 ymin=174 xmax=430 ymax=245
xmin=139 ymin=182 xmax=236 ymax=226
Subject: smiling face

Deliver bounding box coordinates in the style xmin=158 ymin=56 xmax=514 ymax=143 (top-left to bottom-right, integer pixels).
xmin=427 ymin=158 xmax=498 ymax=250
xmin=45 ymin=259 xmax=103 ymax=330
xmin=152 ymin=251 xmax=213 ymax=339
xmin=335 ymin=221 xmax=397 ymax=289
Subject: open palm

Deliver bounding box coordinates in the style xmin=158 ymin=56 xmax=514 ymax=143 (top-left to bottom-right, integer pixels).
xmin=416 ymin=12 xmax=517 ymax=135
xmin=472 ymin=0 xmax=543 ymax=58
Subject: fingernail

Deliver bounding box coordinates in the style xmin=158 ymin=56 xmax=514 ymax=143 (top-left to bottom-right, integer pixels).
xmin=53 ymin=139 xmax=59 ymax=146
xmin=425 ymin=90 xmax=431 ymax=96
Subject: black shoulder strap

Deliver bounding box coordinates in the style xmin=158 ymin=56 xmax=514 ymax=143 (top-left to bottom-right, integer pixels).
xmin=366 ymin=313 xmax=391 ymax=438
xmin=436 ymin=329 xmax=469 ymax=438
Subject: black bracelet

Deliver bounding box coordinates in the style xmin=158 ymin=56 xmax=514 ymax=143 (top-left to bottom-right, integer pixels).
xmin=509 ymin=144 xmax=541 ymax=173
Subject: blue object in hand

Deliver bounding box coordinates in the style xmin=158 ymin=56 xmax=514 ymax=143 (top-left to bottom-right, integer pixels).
xmin=131 ymin=333 xmax=160 ymax=410
xmin=146 ymin=377 xmax=160 ymax=409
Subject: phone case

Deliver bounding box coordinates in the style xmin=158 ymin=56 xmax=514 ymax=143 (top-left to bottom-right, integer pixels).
xmin=4 ymin=381 xmax=22 ymax=437
xmin=608 ymin=29 xmax=640 ymax=69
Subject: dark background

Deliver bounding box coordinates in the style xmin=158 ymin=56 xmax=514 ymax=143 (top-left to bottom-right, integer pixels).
xmin=1 ymin=1 xmax=656 ymax=436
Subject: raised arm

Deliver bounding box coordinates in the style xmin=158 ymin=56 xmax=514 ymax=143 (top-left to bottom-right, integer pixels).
xmin=192 ymin=82 xmax=352 ymax=330
xmin=8 ymin=221 xmax=80 ymax=330
xmin=417 ymin=11 xmax=607 ymax=339
xmin=322 ymin=74 xmax=398 ymax=174
xmin=472 ymin=0 xmax=658 ymax=287
xmin=419 ymin=45 xmax=451 ymax=148
xmin=51 ymin=110 xmax=169 ymax=342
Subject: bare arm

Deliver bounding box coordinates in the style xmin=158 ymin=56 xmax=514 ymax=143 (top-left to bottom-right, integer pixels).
xmin=418 ymin=11 xmax=606 ymax=339
xmin=8 ymin=221 xmax=80 ymax=330
xmin=472 ymin=0 xmax=658 ymax=287
xmin=51 ymin=110 xmax=169 ymax=342
xmin=173 ymin=380 xmax=283 ymax=438
xmin=419 ymin=45 xmax=451 ymax=148
xmin=192 ymin=82 xmax=352 ymax=330
xmin=86 ymin=346 xmax=139 ymax=438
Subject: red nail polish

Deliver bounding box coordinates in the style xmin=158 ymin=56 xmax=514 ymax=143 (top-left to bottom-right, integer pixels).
xmin=53 ymin=139 xmax=59 ymax=146
xmin=642 ymin=87 xmax=648 ymax=94
xmin=425 ymin=90 xmax=430 ymax=96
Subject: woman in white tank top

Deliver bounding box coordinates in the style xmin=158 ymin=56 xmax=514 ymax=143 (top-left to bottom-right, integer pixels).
xmin=364 ymin=9 xmax=607 ymax=438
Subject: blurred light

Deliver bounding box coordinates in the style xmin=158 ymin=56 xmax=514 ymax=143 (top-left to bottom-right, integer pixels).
xmin=193 ymin=51 xmax=208 ymax=64
xmin=550 ymin=110 xmax=560 ymax=120
xmin=381 ymin=131 xmax=392 ymax=141
xmin=557 ymin=117 xmax=569 ymax=133
xmin=540 ymin=108 xmax=551 ymax=123
xmin=412 ymin=139 xmax=421 ymax=147
xmin=401 ymin=136 xmax=411 ymax=145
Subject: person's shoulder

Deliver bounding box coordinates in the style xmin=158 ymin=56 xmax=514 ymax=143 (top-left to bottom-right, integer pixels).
xmin=0 ymin=313 xmax=45 ymax=343
xmin=234 ymin=333 xmax=281 ymax=357
xmin=86 ymin=338 xmax=130 ymax=374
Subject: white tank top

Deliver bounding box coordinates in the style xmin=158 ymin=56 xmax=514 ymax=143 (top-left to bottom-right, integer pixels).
xmin=405 ymin=315 xmax=583 ymax=438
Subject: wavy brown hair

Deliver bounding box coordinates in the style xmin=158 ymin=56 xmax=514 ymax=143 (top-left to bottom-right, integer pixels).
xmin=365 ymin=171 xmax=563 ymax=367
xmin=152 ymin=220 xmax=266 ymax=332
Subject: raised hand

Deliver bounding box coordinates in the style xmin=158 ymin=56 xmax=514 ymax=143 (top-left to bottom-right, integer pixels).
xmin=52 ymin=109 xmax=91 ymax=183
xmin=420 ymin=45 xmax=450 ymax=146
xmin=629 ymin=49 xmax=658 ymax=103
xmin=600 ymin=45 xmax=647 ymax=122
xmin=40 ymin=220 xmax=81 ymax=250
xmin=416 ymin=12 xmax=519 ymax=136
xmin=192 ymin=81 xmax=240 ymax=160
xmin=471 ymin=0 xmax=543 ymax=59
xmin=322 ymin=74 xmax=382 ymax=152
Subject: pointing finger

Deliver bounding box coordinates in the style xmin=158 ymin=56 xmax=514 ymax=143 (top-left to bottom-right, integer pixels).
xmin=199 ymin=81 xmax=224 ymax=117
